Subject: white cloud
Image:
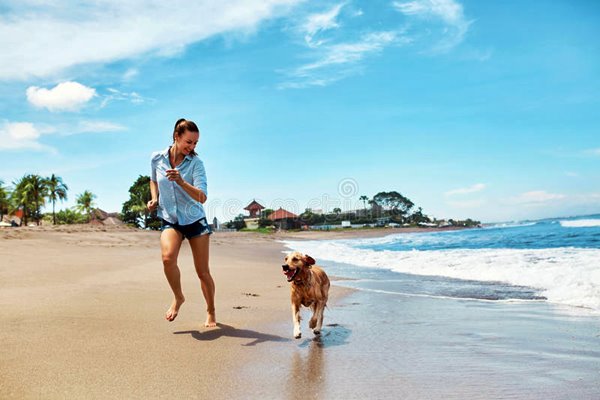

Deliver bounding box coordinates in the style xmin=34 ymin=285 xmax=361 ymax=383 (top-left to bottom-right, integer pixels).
xmin=0 ymin=0 xmax=302 ymax=80
xmin=508 ymin=191 xmax=567 ymax=206
xmin=303 ymin=3 xmax=346 ymax=47
xmin=393 ymin=0 xmax=471 ymax=52
xmin=26 ymin=82 xmax=96 ymax=112
xmin=302 ymin=31 xmax=397 ymax=71
xmin=394 ymin=0 xmax=463 ymax=22
xmin=122 ymin=68 xmax=139 ymax=81
xmin=100 ymin=88 xmax=152 ymax=108
xmin=6 ymin=122 xmax=40 ymax=140
xmin=0 ymin=122 xmax=55 ymax=152
xmin=444 ymin=183 xmax=486 ymax=196
xmin=0 ymin=119 xmax=126 ymax=152
xmin=281 ymin=30 xmax=404 ymax=88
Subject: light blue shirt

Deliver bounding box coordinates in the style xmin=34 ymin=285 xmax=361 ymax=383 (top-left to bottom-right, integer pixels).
xmin=150 ymin=146 xmax=208 ymax=225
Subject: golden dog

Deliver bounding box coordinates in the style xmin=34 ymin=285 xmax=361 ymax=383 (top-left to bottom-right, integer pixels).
xmin=282 ymin=251 xmax=330 ymax=339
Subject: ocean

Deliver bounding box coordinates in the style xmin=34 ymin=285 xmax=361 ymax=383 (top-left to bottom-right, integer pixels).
xmin=282 ymin=215 xmax=600 ymax=313
xmin=238 ymin=215 xmax=600 ymax=398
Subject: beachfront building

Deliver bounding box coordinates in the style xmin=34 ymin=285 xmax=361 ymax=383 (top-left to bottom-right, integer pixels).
xmin=269 ymin=207 xmax=299 ymax=230
xmin=243 ymin=200 xmax=265 ymax=229
xmin=244 ymin=200 xmax=265 ymax=218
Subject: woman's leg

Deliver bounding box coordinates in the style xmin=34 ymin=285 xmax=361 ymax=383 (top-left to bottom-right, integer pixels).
xmin=161 ymin=228 xmax=184 ymax=321
xmin=189 ymin=234 xmax=216 ymax=327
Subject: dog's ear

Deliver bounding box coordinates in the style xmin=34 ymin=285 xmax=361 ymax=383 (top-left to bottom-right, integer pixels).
xmin=303 ymin=255 xmax=316 ymax=266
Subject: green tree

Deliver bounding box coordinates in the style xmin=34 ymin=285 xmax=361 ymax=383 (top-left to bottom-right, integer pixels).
xmin=359 ymin=195 xmax=369 ymax=212
xmin=226 ymin=214 xmax=246 ymax=230
xmin=257 ymin=217 xmax=273 ymax=228
xmin=75 ymin=190 xmax=96 ymax=222
xmin=261 ymin=209 xmax=274 ymax=219
xmin=372 ymin=191 xmax=414 ymax=221
xmin=55 ymin=209 xmax=87 ymax=225
xmin=11 ymin=174 xmax=48 ymax=225
xmin=121 ymin=175 xmax=160 ymax=229
xmin=0 ymin=180 xmax=10 ymax=222
xmin=408 ymin=207 xmax=430 ymax=224
xmin=46 ymin=174 xmax=68 ymax=225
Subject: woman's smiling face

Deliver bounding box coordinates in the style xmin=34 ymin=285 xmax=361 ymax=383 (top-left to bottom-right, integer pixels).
xmin=176 ymin=129 xmax=199 ymax=155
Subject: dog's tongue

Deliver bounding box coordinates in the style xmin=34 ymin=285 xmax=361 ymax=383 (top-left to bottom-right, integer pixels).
xmin=284 ymin=270 xmax=295 ymax=279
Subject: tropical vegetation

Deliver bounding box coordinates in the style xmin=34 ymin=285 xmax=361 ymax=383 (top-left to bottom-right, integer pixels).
xmin=75 ymin=190 xmax=97 ymax=221
xmin=121 ymin=175 xmax=161 ymax=230
xmin=0 ymin=174 xmax=99 ymax=226
xmin=0 ymin=180 xmax=9 ymax=222
xmin=46 ymin=174 xmax=69 ymax=225
xmin=227 ymin=190 xmax=480 ymax=230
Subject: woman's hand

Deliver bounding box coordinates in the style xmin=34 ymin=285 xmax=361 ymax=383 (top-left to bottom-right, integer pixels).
xmin=166 ymin=169 xmax=184 ymax=185
xmin=147 ymin=199 xmax=158 ymax=212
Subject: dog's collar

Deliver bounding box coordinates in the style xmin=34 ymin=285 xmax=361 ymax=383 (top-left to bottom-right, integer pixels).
xmin=292 ymin=270 xmax=311 ymax=286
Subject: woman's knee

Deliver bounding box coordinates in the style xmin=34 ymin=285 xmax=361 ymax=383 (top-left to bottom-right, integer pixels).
xmin=196 ymin=270 xmax=213 ymax=283
xmin=162 ymin=252 xmax=178 ymax=267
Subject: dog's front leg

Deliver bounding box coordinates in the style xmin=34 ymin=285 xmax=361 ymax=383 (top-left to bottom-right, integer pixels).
xmin=292 ymin=302 xmax=302 ymax=339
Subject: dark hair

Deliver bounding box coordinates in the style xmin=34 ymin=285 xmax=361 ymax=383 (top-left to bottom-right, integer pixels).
xmin=173 ymin=118 xmax=199 ymax=156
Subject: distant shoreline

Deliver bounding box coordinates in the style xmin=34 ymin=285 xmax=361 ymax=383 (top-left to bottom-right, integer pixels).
xmin=0 ymin=223 xmax=472 ymax=241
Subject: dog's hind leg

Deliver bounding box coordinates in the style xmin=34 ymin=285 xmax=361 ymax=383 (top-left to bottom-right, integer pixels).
xmin=309 ymin=303 xmax=318 ymax=329
xmin=313 ymin=301 xmax=325 ymax=335
xmin=292 ymin=303 xmax=302 ymax=339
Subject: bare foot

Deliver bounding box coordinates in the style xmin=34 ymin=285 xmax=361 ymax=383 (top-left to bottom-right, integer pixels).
xmin=165 ymin=296 xmax=185 ymax=322
xmin=204 ymin=310 xmax=217 ymax=327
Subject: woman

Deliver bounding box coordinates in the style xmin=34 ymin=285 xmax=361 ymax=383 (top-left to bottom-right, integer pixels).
xmin=147 ymin=118 xmax=216 ymax=327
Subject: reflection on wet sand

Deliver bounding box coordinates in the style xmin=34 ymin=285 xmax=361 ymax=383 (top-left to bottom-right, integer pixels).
xmin=286 ymin=324 xmax=352 ymax=400
xmin=287 ymin=338 xmax=325 ymax=400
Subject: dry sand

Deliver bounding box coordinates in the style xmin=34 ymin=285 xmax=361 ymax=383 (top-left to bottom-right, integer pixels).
xmin=0 ymin=225 xmax=365 ymax=399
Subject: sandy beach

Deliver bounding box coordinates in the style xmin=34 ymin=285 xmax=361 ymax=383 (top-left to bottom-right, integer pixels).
xmin=1 ymin=226 xmax=599 ymax=399
xmin=0 ymin=225 xmax=358 ymax=399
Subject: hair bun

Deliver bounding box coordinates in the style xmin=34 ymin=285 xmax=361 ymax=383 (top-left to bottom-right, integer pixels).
xmin=174 ymin=118 xmax=187 ymax=130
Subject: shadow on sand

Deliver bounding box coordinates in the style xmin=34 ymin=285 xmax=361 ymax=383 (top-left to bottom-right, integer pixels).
xmin=174 ymin=323 xmax=291 ymax=346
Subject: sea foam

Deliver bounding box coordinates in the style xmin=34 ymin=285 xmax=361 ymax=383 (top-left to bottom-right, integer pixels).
xmin=560 ymin=219 xmax=600 ymax=228
xmin=282 ymin=239 xmax=600 ymax=311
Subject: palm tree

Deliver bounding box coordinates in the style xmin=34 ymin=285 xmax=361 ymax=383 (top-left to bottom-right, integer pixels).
xmin=11 ymin=174 xmax=48 ymax=226
xmin=46 ymin=174 xmax=69 ymax=225
xmin=24 ymin=175 xmax=48 ymax=225
xmin=76 ymin=190 xmax=96 ymax=222
xmin=10 ymin=177 xmax=28 ymax=226
xmin=359 ymin=195 xmax=369 ymax=215
xmin=0 ymin=180 xmax=10 ymax=222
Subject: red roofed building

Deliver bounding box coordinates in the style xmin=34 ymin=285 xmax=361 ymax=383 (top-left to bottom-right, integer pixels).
xmin=268 ymin=208 xmax=297 ymax=220
xmin=268 ymin=207 xmax=299 ymax=230
xmin=244 ymin=199 xmax=265 ymax=218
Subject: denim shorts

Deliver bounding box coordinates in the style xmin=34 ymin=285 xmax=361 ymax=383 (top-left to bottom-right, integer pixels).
xmin=160 ymin=217 xmax=212 ymax=240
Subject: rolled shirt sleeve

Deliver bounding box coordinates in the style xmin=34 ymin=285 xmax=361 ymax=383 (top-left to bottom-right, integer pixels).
xmin=192 ymin=158 xmax=208 ymax=198
xmin=150 ymin=152 xmax=160 ymax=182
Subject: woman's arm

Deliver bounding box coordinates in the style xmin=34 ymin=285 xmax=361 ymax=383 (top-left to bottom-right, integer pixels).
xmin=165 ymin=169 xmax=207 ymax=204
xmin=178 ymin=179 xmax=207 ymax=204
xmin=147 ymin=180 xmax=159 ymax=211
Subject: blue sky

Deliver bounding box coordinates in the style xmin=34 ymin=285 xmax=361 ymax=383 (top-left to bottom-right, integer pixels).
xmin=1 ymin=0 xmax=599 ymax=223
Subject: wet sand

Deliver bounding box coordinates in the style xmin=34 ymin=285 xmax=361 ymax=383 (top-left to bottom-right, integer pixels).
xmin=1 ymin=225 xmax=599 ymax=399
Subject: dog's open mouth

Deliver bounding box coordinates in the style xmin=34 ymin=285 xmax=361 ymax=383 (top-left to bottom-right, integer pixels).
xmin=283 ymin=268 xmax=298 ymax=282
